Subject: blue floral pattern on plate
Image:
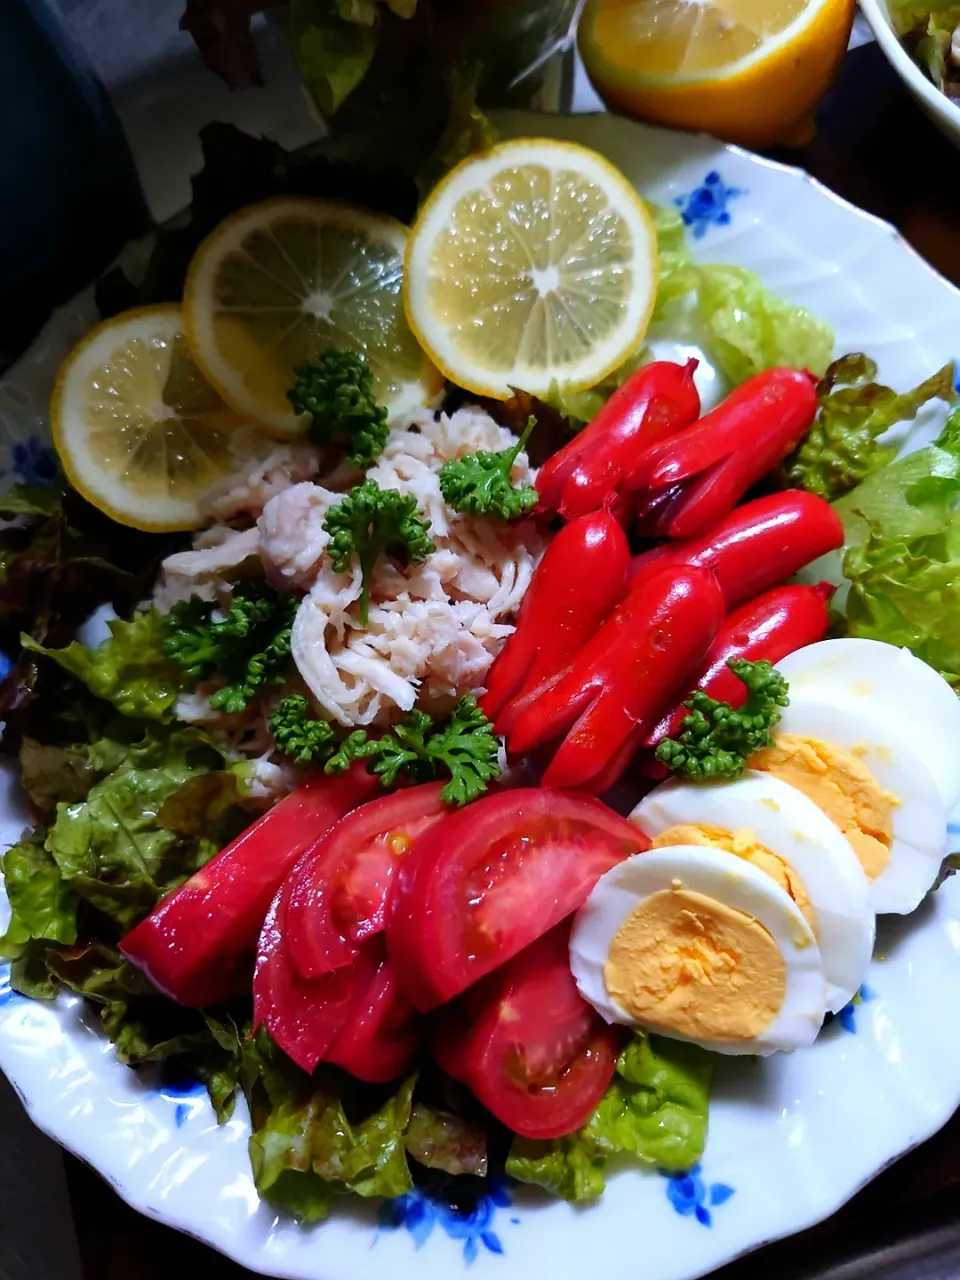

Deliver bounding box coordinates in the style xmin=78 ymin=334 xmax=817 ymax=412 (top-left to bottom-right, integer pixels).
xmin=834 ymin=983 xmax=877 ymax=1034
xmin=663 ymin=1164 xmax=734 ymax=1227
xmin=0 ymin=963 xmax=19 ymax=1007
xmin=674 ymin=171 xmax=744 ymax=239
xmin=379 ymin=1179 xmax=512 ymax=1263
xmin=156 ymin=1077 xmax=208 ymax=1128
xmin=4 ymin=436 xmax=57 ymax=487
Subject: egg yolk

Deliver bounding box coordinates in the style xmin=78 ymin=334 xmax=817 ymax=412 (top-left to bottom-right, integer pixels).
xmin=604 ymin=886 xmax=786 ymax=1043
xmin=651 ymin=824 xmax=815 ymax=928
xmin=750 ymin=735 xmax=896 ymax=881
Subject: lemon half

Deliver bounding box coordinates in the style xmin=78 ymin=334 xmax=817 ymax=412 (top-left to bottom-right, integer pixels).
xmin=183 ymin=197 xmax=442 ymax=436
xmin=404 ymin=137 xmax=658 ymax=400
xmin=52 ymin=305 xmax=242 ymax=532
xmin=579 ymin=0 xmax=855 ymax=150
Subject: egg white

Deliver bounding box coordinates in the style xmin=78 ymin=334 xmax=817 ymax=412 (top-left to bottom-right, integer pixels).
xmin=570 ymin=845 xmax=826 ymax=1056
xmin=777 ymin=639 xmax=960 ymax=812
xmin=762 ymin=698 xmax=947 ymax=915
xmin=630 ymin=772 xmax=875 ymax=1014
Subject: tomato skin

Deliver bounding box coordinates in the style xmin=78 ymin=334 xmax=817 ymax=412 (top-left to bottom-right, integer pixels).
xmin=326 ymin=953 xmax=422 ymax=1083
xmin=253 ymin=880 xmax=383 ymax=1073
xmin=121 ymin=766 xmax=379 ymax=1007
xmin=285 ymin=783 xmax=448 ymax=981
xmin=434 ymin=923 xmax=623 ymax=1140
xmin=386 ymin=789 xmax=647 ymax=1012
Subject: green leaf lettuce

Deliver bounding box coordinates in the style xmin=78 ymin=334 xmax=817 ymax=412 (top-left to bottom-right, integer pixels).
xmin=23 ymin=609 xmax=184 ymax=722
xmin=785 ymin=354 xmax=955 ymax=501
xmin=507 ymin=1035 xmax=713 ymax=1201
xmin=242 ymin=1031 xmax=415 ymax=1220
xmin=43 ymin=726 xmax=236 ymax=930
xmin=835 ymin=408 xmax=960 ymax=685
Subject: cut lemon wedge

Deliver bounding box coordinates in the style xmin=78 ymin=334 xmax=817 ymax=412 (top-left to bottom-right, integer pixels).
xmin=404 ymin=137 xmax=658 ymax=400
xmin=52 ymin=305 xmax=243 ymax=532
xmin=579 ymin=0 xmax=855 ymax=149
xmin=183 ymin=197 xmax=442 ymax=436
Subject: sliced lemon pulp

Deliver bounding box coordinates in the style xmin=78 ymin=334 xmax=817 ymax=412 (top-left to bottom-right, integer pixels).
xmin=591 ymin=0 xmax=814 ymax=80
xmin=183 ymin=197 xmax=442 ymax=436
xmin=404 ymin=137 xmax=658 ymax=400
xmin=579 ymin=0 xmax=854 ymax=149
xmin=52 ymin=305 xmax=242 ymax=532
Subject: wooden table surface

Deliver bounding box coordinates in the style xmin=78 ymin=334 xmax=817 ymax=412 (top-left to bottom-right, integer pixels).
xmin=20 ymin=32 xmax=960 ymax=1280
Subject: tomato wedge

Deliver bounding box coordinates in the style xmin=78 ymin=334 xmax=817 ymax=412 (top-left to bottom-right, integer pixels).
xmin=386 ymin=789 xmax=647 ymax=1012
xmin=434 ymin=923 xmax=623 ymax=1140
xmin=326 ymin=953 xmax=422 ymax=1083
xmin=121 ymin=766 xmax=379 ymax=1007
xmin=253 ymin=881 xmax=382 ymax=1073
xmin=285 ymin=783 xmax=448 ymax=980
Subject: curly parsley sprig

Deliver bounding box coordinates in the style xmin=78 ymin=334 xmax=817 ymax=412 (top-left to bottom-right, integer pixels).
xmin=268 ymin=694 xmax=500 ymax=806
xmin=323 ymin=479 xmax=435 ymax=626
xmin=164 ymin=584 xmax=296 ymax=714
xmin=288 ymin=349 xmax=389 ymax=469
xmin=439 ymin=416 xmax=538 ymax=520
xmin=655 ymin=659 xmax=789 ymax=781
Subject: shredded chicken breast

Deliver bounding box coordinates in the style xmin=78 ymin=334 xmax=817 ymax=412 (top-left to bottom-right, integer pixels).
xmin=201 ymin=428 xmax=323 ymax=521
xmin=153 ymin=526 xmax=260 ymax=613
xmin=154 ymin=404 xmax=546 ymax=730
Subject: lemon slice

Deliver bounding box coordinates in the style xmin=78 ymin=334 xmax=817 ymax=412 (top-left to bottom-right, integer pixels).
xmin=52 ymin=305 xmax=243 ymax=532
xmin=404 ymin=137 xmax=658 ymax=400
xmin=183 ymin=197 xmax=442 ymax=436
xmin=579 ymin=0 xmax=855 ymax=149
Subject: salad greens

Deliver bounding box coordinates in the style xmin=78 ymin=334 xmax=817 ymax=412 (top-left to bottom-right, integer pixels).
xmin=0 ymin=483 xmax=176 ymax=741
xmin=650 ymin=202 xmax=834 ymax=387
xmin=834 ymin=408 xmax=960 ymax=687
xmin=888 ymin=0 xmax=960 ymax=100
xmin=0 ymin=724 xmax=243 ymax=956
xmin=784 ymin=354 xmax=956 ymax=502
xmin=507 ymin=1036 xmax=713 ymax=1201
xmin=655 ymin=660 xmax=789 ymax=781
xmin=245 ymin=1035 xmax=417 ymax=1221
xmin=24 ymin=610 xmax=183 ymax=722
xmin=404 ymin=1101 xmax=489 ymax=1177
xmin=179 ymin=2 xmax=572 ymax=189
xmin=0 ymin=658 xmax=254 ymax=1110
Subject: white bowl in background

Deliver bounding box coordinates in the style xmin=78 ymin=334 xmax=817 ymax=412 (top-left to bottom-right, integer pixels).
xmin=860 ymin=0 xmax=960 ymax=147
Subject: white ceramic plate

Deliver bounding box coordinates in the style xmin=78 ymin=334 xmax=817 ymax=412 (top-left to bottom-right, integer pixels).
xmin=2 ymin=110 xmax=960 ymax=1280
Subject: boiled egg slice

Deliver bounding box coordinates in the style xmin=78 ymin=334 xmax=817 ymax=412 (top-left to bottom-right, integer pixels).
xmin=751 ymin=700 xmax=946 ymax=915
xmin=569 ymin=845 xmax=826 ymax=1056
xmin=629 ymin=773 xmax=874 ymax=1014
xmin=776 ymin=639 xmax=960 ymax=812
